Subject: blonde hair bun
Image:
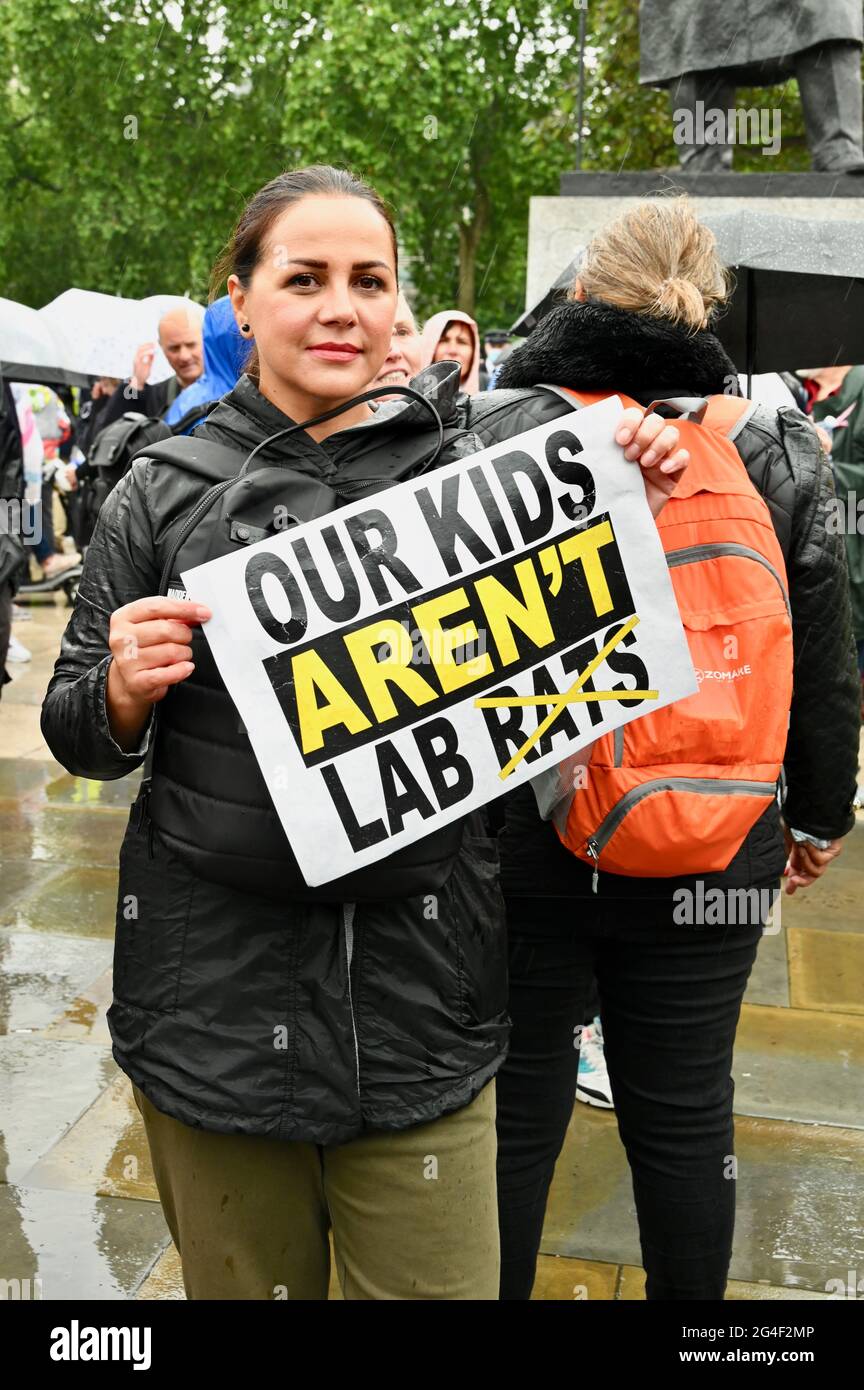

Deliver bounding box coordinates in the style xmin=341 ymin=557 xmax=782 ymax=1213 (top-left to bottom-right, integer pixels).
xmin=573 ymin=198 xmax=730 ymax=333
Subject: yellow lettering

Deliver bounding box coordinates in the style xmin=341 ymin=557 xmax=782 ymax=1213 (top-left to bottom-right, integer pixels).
xmin=291 ymin=649 xmax=372 ymax=755
xmin=558 ymin=520 xmax=616 ymax=616
xmin=411 ymin=588 xmax=493 ymax=694
xmin=474 ymin=558 xmax=555 ymax=666
xmin=342 ymin=619 xmax=438 ymax=723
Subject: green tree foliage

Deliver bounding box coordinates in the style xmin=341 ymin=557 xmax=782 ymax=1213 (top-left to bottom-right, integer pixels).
xmin=0 ymin=0 xmax=303 ymax=305
xmin=276 ymin=0 xmax=578 ymax=326
xmin=0 ymin=0 xmax=845 ymax=335
xmin=0 ymin=0 xmax=580 ymax=327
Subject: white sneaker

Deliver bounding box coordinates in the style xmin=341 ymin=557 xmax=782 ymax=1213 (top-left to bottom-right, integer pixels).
xmin=42 ymin=552 xmax=81 ymax=578
xmin=576 ymin=1017 xmax=614 ymax=1109
xmin=7 ymin=634 xmax=32 ymax=662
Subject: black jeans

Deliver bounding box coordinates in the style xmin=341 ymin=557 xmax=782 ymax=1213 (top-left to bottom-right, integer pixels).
xmin=496 ymin=895 xmax=766 ymax=1300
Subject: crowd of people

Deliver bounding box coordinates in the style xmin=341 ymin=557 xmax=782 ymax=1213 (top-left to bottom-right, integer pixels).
xmin=1 ymin=168 xmax=861 ymax=1300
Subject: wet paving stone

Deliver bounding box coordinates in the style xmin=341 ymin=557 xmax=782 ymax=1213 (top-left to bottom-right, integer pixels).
xmin=44 ymin=966 xmax=113 ymax=1046
xmin=617 ymin=1264 xmax=836 ymax=1301
xmin=43 ymin=769 xmax=141 ymax=810
xmin=3 ymin=866 xmax=118 ymax=937
xmin=743 ymin=922 xmax=790 ymax=1007
xmin=531 ymin=1256 xmax=838 ymax=1301
xmin=0 ymin=758 xmax=66 ymax=803
xmin=136 ymin=1242 xmax=185 ymax=1301
xmin=23 ymin=1072 xmax=157 ymax=1201
xmin=542 ymin=1107 xmax=864 ymax=1293
xmin=788 ymin=928 xmax=864 ymax=1015
xmin=0 ymin=805 xmax=127 ymax=868
xmin=734 ymin=1003 xmax=864 ymax=1128
xmin=532 ymin=1254 xmax=619 ymax=1300
xmin=0 ymin=933 xmax=112 ymax=1037
xmin=0 ymin=1037 xmax=116 ymax=1185
xmin=783 ymin=821 xmax=864 ymax=935
xmin=733 ymin=1117 xmax=864 ymax=1293
xmin=0 ymin=863 xmax=64 ymax=917
xmin=0 ymin=1183 xmax=170 ymax=1301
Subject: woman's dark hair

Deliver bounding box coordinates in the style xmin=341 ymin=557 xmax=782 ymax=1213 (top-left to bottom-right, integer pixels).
xmin=210 ymin=165 xmax=399 ymax=380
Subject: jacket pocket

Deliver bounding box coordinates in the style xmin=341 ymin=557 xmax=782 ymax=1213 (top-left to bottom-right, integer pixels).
xmin=113 ymin=802 xmax=195 ymax=1013
xmin=446 ymin=833 xmax=508 ymax=1026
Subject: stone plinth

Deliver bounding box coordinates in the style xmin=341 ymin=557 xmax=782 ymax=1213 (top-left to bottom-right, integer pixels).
xmin=527 ymin=171 xmax=864 ymax=314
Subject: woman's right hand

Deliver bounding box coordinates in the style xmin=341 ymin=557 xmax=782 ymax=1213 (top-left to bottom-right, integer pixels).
xmin=106 ymin=597 xmax=212 ymax=750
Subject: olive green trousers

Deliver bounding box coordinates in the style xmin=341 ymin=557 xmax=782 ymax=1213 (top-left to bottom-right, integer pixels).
xmin=133 ymin=1080 xmax=499 ymax=1300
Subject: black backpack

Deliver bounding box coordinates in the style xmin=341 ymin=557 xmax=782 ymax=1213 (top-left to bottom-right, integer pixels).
xmin=87 ymin=412 xmax=173 ymax=509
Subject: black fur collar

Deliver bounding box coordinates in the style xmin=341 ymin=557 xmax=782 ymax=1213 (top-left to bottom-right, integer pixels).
xmin=497 ymin=300 xmax=739 ymax=403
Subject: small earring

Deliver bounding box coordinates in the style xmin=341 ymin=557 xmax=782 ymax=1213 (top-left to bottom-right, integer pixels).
xmin=241 ymin=323 xmax=251 ymax=335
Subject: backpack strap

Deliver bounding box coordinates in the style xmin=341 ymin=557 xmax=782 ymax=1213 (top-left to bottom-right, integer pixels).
xmin=536 ymin=384 xmax=585 ymax=409
xmin=536 ymin=384 xmax=620 ymax=410
xmin=645 ymin=395 xmax=710 ymax=422
xmin=700 ymin=395 xmax=761 ymax=441
xmin=644 ymin=394 xmax=762 ymax=442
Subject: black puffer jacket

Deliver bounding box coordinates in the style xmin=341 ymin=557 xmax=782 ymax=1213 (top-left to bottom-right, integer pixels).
xmin=496 ymin=300 xmax=861 ymax=900
xmin=40 ymin=362 xmax=580 ymax=1142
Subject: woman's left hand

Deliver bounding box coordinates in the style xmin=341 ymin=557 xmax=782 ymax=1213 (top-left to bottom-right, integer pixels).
xmin=615 ymin=408 xmax=689 ymax=519
xmin=781 ymin=824 xmax=844 ymax=896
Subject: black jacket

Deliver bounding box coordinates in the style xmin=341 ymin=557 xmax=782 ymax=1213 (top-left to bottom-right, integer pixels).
xmin=495 ymin=300 xmax=861 ymax=899
xmin=40 ymin=363 xmax=576 ymax=1142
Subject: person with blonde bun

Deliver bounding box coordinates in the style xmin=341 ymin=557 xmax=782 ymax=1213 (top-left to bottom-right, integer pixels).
xmin=493 ymin=198 xmax=860 ymax=1301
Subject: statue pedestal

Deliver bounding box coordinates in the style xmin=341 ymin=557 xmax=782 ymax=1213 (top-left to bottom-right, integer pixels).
xmin=526 ymin=171 xmax=864 ymax=316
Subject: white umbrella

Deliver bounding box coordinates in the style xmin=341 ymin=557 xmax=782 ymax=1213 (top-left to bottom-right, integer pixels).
xmin=0 ymin=297 xmax=89 ymax=385
xmin=38 ymin=290 xmax=205 ymax=383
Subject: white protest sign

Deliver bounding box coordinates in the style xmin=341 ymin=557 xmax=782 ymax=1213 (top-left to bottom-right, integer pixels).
xmin=182 ymin=395 xmax=697 ymax=886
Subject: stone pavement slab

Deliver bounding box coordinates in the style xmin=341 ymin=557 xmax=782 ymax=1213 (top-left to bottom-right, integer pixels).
xmin=542 ymin=1106 xmax=864 ymax=1294
xmin=22 ymin=1071 xmax=157 ymax=1201
xmin=733 ymin=1003 xmax=864 ymax=1128
xmin=0 ymin=1182 xmax=169 ymax=1301
xmin=788 ymin=928 xmax=864 ymax=1015
xmin=0 ymin=932 xmax=112 ymax=1037
xmin=0 ymin=1036 xmax=116 ymax=1185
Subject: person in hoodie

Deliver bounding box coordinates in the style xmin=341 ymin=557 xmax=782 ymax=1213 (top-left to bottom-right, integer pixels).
xmin=163 ymin=295 xmax=248 ymax=432
xmin=420 ymin=309 xmax=481 ymax=394
xmin=40 ymin=165 xmax=686 ymax=1302
xmin=491 ymin=199 xmax=861 ymax=1302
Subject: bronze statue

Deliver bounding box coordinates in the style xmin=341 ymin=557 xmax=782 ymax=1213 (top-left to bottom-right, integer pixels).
xmin=639 ymin=0 xmax=864 ymax=172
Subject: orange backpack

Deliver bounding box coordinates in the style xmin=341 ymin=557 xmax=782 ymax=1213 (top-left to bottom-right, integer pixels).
xmin=547 ymin=389 xmax=793 ymax=888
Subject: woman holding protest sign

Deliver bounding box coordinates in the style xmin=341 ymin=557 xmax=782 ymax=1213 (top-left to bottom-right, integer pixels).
xmin=491 ymin=198 xmax=861 ymax=1301
xmin=41 ymin=165 xmax=687 ymax=1301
